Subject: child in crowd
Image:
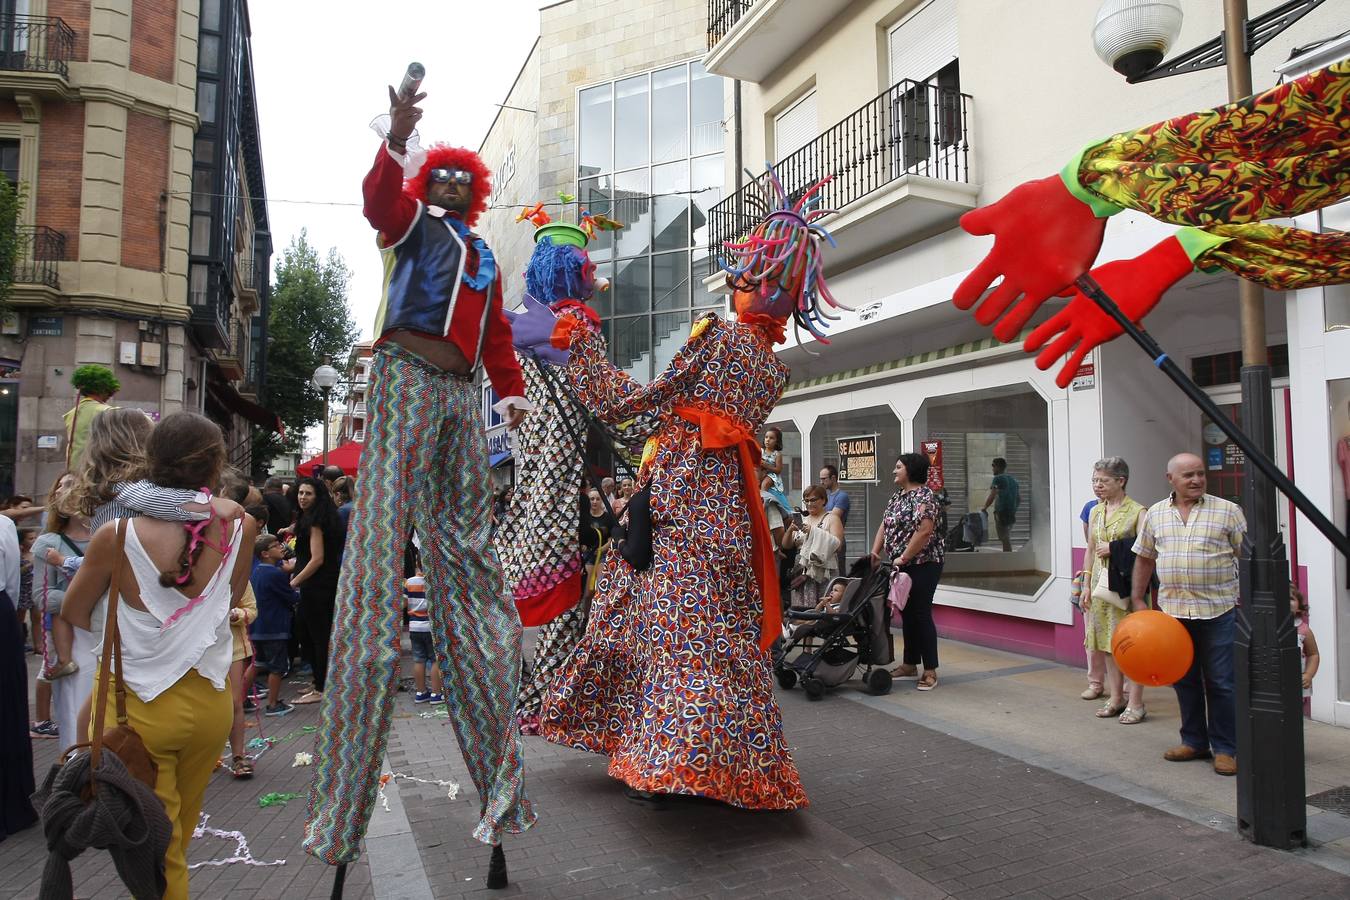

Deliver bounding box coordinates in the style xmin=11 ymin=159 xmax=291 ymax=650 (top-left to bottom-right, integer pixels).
xmin=226 ymin=582 xmax=259 ymax=778
xmin=790 ymin=576 xmax=851 ymax=641
xmin=16 ymin=527 xmax=36 ymax=651
xmin=405 ymin=571 xmax=443 ymax=703
xmin=250 ymin=534 xmax=299 ymax=717
xmin=1291 ymin=583 xmax=1320 ymax=714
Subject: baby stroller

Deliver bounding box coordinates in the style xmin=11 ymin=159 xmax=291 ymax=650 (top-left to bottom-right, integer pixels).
xmin=773 ymin=562 xmax=896 ymax=701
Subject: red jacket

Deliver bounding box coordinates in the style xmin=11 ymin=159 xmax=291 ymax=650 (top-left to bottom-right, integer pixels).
xmin=362 ymin=144 xmax=525 ymax=402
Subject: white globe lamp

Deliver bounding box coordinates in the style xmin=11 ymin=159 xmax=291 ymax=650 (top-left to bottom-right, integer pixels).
xmin=1092 ymin=0 xmax=1185 ymax=79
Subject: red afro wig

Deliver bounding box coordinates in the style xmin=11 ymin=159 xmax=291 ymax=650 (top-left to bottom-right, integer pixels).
xmin=403 ymin=144 xmax=493 ymax=228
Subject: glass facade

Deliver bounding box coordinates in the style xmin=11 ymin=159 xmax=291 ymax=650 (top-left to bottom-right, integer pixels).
xmin=577 ymin=61 xmax=725 ymax=382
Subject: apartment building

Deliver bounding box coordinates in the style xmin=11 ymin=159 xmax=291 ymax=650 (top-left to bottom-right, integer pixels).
xmin=476 ymin=0 xmax=724 ymax=480
xmin=702 ymin=0 xmax=1350 ymax=725
xmin=0 ymin=0 xmax=274 ymax=498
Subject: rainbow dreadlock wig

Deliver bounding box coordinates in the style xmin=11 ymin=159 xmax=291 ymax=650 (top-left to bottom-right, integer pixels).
xmin=720 ymin=163 xmax=845 ymax=345
xmin=403 ymin=144 xmax=493 ymax=227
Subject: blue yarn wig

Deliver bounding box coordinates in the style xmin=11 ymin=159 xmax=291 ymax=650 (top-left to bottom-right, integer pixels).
xmin=525 ymin=236 xmax=597 ymax=306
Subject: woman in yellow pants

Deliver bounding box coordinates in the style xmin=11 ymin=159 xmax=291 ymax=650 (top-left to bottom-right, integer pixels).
xmin=65 ymin=412 xmax=255 ymax=899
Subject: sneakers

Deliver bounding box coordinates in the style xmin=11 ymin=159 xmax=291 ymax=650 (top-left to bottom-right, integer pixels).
xmin=1163 ymin=744 xmax=1212 ymax=762
xmin=264 ymin=702 xmax=294 ymax=717
xmin=242 ymin=699 xmax=258 ymax=714
xmin=30 ymin=720 xmax=58 ymax=739
xmin=429 ymin=693 xmax=444 ymax=704
xmin=414 ymin=691 xmax=432 ymax=704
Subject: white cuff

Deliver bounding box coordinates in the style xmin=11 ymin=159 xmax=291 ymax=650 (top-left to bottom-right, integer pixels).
xmin=492 ymin=396 xmax=534 ymax=416
xmin=385 ymin=141 xmax=408 ymax=166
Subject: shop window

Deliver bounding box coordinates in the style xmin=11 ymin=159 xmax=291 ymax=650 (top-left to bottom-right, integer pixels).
xmin=912 ymin=385 xmax=1050 ymax=597
xmin=1323 ymin=201 xmax=1350 ymax=330
xmin=809 ymin=406 xmax=904 ymax=571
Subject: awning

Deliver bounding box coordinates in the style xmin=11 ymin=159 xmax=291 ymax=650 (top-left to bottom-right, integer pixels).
xmin=298 ymin=440 xmax=364 ymax=475
xmin=206 ymin=380 xmax=284 ymax=437
xmin=489 ymin=451 xmax=513 ymax=468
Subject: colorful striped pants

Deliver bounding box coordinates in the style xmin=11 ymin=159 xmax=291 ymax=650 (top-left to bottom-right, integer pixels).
xmin=304 ymin=344 xmax=535 ymax=865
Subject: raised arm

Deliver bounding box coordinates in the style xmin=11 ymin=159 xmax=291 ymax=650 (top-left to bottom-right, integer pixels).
xmin=362 ymin=85 xmax=427 ymax=242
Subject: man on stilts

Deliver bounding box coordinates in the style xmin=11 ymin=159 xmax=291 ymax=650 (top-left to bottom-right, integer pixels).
xmin=303 ymin=82 xmax=535 ymax=886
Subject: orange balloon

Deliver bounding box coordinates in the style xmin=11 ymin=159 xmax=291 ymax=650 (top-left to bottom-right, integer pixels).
xmin=1111 ymin=609 xmax=1194 ymax=687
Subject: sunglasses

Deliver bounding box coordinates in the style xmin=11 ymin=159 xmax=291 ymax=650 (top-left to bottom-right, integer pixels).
xmin=429 ymin=168 xmax=473 ymax=185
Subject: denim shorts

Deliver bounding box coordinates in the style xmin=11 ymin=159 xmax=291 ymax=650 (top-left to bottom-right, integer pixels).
xmin=253 ymin=639 xmax=291 ymax=676
xmin=409 ymin=630 xmax=435 ymax=664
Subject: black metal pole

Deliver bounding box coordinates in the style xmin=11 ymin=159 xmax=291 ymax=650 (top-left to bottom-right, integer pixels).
xmin=1077 ymin=272 xmax=1308 ymax=849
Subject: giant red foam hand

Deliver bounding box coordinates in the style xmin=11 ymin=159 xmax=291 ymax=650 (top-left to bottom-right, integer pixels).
xmin=1025 ymin=236 xmax=1196 ymax=388
xmin=954 ymin=176 xmax=1108 ymax=341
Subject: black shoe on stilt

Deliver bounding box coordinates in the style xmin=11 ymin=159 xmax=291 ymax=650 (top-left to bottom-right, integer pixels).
xmin=486 ymin=844 xmax=508 ymax=889
xmin=624 ymin=787 xmax=668 ymax=808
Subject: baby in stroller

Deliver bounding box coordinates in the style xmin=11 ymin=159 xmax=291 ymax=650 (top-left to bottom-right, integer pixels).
xmin=774 ymin=565 xmax=895 ymax=701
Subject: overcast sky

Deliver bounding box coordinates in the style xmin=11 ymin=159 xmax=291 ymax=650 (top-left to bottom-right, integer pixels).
xmin=250 ymin=1 xmax=542 ymax=342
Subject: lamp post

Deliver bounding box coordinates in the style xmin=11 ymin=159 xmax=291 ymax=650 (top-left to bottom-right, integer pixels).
xmin=1092 ymin=0 xmax=1331 ymax=850
xmin=312 ymin=360 xmax=342 ymax=465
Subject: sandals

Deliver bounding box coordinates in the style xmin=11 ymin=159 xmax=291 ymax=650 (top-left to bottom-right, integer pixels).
xmin=1095 ymin=700 xmax=1127 ymax=718
xmin=1118 ymin=707 xmax=1147 ymax=725
xmin=891 ymin=664 xmax=919 ymax=679
xmin=916 ymin=672 xmax=938 ymax=692
xmin=230 ymin=755 xmax=254 ymax=779
xmin=37 ymin=660 xmax=79 ymax=683
xmin=1080 ymin=682 xmax=1103 ymax=700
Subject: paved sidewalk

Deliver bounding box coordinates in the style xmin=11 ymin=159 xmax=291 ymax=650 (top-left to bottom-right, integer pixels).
xmin=8 ymin=638 xmax=1350 ymax=898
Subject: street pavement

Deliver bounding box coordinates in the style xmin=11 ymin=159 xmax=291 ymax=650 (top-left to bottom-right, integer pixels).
xmin=6 ymin=640 xmax=1350 ymax=899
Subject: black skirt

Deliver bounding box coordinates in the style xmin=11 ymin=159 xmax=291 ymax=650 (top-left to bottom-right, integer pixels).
xmin=0 ymin=588 xmax=37 ymax=840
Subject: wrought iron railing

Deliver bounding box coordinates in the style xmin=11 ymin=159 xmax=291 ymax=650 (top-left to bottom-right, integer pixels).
xmin=707 ymin=77 xmax=972 ymax=262
xmin=707 ymin=0 xmax=757 ymax=49
xmin=237 ymin=256 xmax=254 ymax=291
xmin=0 ymin=16 xmax=76 ymax=79
xmin=14 ymin=225 xmax=65 ymax=288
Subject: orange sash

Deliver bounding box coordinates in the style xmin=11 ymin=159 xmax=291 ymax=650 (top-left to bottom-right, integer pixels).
xmin=673 ymin=405 xmax=781 ymax=650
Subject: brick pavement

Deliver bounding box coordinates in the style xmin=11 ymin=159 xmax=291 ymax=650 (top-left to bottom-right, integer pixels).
xmin=8 ymin=648 xmax=1350 ymax=898
xmin=3 ymin=657 xmax=372 ymax=900
xmin=388 ymin=684 xmax=1350 ymax=899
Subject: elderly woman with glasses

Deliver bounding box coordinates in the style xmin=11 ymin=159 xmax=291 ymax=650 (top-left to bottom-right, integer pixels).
xmin=1081 ymin=457 xmax=1149 ymax=724
xmin=782 ymin=484 xmax=845 ymax=611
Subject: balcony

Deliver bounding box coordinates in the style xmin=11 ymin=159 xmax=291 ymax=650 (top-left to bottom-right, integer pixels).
xmin=211 ymin=320 xmax=248 ymax=381
xmin=0 ymin=15 xmax=76 ymax=101
xmin=707 ymin=78 xmax=978 ymax=276
xmin=704 ymin=0 xmax=852 ymax=83
xmin=235 ymin=255 xmax=259 ymax=315
xmin=13 ymin=225 xmax=65 ymax=290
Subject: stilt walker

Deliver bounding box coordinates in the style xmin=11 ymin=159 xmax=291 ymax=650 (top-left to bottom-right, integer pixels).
xmin=304 ymin=78 xmax=535 ymax=885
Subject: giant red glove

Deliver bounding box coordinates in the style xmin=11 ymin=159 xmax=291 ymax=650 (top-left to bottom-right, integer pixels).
xmin=1024 ymin=235 xmax=1196 ymax=389
xmin=953 ymin=175 xmax=1108 ymax=341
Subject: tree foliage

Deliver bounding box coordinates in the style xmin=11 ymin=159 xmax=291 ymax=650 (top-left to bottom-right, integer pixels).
xmin=0 ymin=178 xmax=26 ymax=318
xmin=253 ymin=231 xmax=359 ymax=463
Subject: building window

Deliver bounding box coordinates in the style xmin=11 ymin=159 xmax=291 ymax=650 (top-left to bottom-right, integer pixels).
xmin=912 ymin=385 xmax=1051 ymax=597
xmin=0 ymin=140 xmax=18 ymax=187
xmin=577 ymin=60 xmax=724 ymax=382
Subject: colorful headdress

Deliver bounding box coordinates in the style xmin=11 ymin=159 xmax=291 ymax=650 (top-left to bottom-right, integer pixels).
xmin=720 ymin=163 xmax=845 ymax=346
xmin=517 ymin=196 xmax=621 ymax=307
xmin=403 ymin=144 xmax=492 ymax=227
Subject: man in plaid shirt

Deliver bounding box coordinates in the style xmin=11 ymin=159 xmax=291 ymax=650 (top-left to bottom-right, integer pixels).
xmin=1130 ymin=452 xmax=1246 ymax=777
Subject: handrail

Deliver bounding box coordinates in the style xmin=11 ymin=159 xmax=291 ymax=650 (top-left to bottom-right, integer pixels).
xmin=706 ymin=0 xmax=758 ymax=50
xmin=708 ymin=76 xmax=972 ymax=261
xmin=0 ymin=15 xmax=77 ymax=79
xmin=14 ymin=225 xmax=65 ymax=288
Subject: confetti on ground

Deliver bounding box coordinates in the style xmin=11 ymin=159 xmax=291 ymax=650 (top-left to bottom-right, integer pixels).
xmin=292 ymin=751 xmax=313 ymax=767
xmin=418 ymin=704 xmax=450 ymax=719
xmin=377 ymin=771 xmax=461 ymax=811
xmin=258 ymin=791 xmax=304 ymax=808
xmin=189 ymin=813 xmax=286 ymax=870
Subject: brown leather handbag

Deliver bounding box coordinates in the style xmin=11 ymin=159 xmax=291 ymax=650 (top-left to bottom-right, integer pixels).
xmin=65 ymin=519 xmax=158 ymax=795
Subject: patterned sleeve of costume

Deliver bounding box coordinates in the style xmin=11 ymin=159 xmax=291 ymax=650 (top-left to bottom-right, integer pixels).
xmin=113 ymin=481 xmax=210 ymax=522
xmin=1063 ymin=59 xmax=1350 ymax=225
xmin=1193 ymin=224 xmax=1350 ymax=290
xmin=564 ymin=313 xmax=719 ymax=426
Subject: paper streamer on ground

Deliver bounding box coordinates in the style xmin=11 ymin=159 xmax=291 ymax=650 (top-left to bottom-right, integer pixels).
xmin=188 ymin=813 xmax=286 ymax=870
xmin=377 ymin=771 xmax=462 ymax=811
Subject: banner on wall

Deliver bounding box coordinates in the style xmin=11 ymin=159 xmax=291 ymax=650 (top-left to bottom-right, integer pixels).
xmin=837 ymin=434 xmax=878 ymax=483
xmin=921 ymin=439 xmax=944 ymax=489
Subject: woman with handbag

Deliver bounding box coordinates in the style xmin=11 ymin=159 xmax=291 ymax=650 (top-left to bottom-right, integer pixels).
xmin=872 ymin=453 xmax=945 ymax=691
xmin=1082 ymin=457 xmax=1148 ymax=724
xmin=62 ymin=412 xmax=256 ymax=899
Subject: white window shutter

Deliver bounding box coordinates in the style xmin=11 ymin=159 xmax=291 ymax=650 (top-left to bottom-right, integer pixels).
xmin=773 ymin=90 xmax=817 ymax=163
xmin=889 ymin=0 xmax=958 ymax=85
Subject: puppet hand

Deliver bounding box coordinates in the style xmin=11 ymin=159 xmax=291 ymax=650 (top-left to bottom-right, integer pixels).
xmin=1025 ymin=235 xmax=1195 ymax=388
xmin=953 ymin=176 xmax=1108 ymax=341
xmin=503 ymin=294 xmax=569 ymax=366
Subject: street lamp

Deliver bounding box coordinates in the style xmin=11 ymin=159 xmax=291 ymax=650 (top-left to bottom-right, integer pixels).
xmin=1092 ymin=0 xmax=1331 ymax=851
xmin=312 ymin=360 xmax=342 ymax=465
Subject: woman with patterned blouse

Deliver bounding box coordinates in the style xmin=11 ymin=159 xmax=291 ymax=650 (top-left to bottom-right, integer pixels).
xmin=871 ymin=452 xmax=945 ymax=691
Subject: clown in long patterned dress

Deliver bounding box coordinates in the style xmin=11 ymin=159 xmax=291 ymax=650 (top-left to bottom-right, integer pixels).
xmin=495 ymin=217 xmax=614 ymax=731
xmin=508 ymin=169 xmax=845 ymax=809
